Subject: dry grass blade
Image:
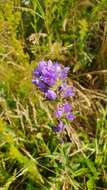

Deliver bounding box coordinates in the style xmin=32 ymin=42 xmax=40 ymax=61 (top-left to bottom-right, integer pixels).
xmin=76 ymin=69 xmax=107 ymax=77
xmin=14 ymin=6 xmax=44 ymax=19
xmin=37 ymin=94 xmax=54 ymax=124
xmin=74 ymin=81 xmax=107 ymax=109
xmin=29 ymin=98 xmax=38 ymax=126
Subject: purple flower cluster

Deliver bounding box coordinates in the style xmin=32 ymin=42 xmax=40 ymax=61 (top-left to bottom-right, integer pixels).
xmin=32 ymin=60 xmax=75 ymax=133
xmin=55 ymin=103 xmax=75 ymax=121
xmin=32 ymin=60 xmax=73 ymax=100
xmin=54 ymin=102 xmax=75 ymax=132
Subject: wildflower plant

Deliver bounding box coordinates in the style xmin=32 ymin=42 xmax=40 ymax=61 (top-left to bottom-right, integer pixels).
xmin=32 ymin=60 xmax=75 ymax=141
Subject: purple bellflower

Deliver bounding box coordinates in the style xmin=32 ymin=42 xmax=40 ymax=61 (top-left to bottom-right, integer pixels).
xmin=59 ymin=83 xmax=75 ymax=98
xmin=66 ymin=112 xmax=75 ymax=121
xmin=53 ymin=121 xmax=65 ymax=132
xmin=61 ymin=67 xmax=70 ymax=80
xmin=55 ymin=105 xmax=64 ymax=118
xmin=64 ymin=87 xmax=75 ymax=97
xmin=45 ymin=89 xmax=57 ymax=100
xmin=32 ymin=79 xmax=47 ymax=92
xmin=63 ymin=102 xmax=72 ymax=112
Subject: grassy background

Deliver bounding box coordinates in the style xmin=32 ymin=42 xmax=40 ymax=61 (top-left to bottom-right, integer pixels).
xmin=0 ymin=0 xmax=107 ymax=189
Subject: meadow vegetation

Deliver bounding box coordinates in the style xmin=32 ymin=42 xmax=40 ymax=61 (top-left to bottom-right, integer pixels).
xmin=0 ymin=0 xmax=107 ymax=189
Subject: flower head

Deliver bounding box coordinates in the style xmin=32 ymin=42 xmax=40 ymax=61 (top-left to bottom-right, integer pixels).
xmin=63 ymin=102 xmax=72 ymax=112
xmin=54 ymin=62 xmax=62 ymax=79
xmin=41 ymin=69 xmax=56 ymax=86
xmin=33 ymin=60 xmax=47 ymax=77
xmin=60 ymin=83 xmax=75 ymax=97
xmin=53 ymin=121 xmax=65 ymax=132
xmin=45 ymin=89 xmax=57 ymax=100
xmin=64 ymin=87 xmax=75 ymax=97
xmin=66 ymin=112 xmax=75 ymax=121
xmin=61 ymin=67 xmax=70 ymax=80
xmin=32 ymin=79 xmax=47 ymax=92
xmin=55 ymin=105 xmax=63 ymax=118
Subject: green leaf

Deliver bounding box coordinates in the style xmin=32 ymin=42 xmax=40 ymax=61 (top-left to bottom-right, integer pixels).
xmin=87 ymin=177 xmax=95 ymax=190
